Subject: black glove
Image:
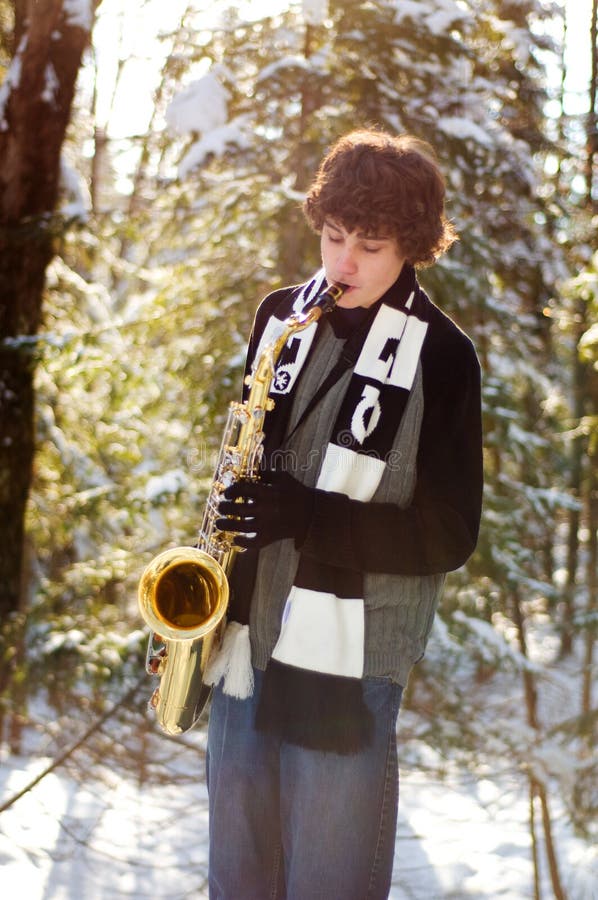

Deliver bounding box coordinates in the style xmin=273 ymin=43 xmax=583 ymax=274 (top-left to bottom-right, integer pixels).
xmin=215 ymin=469 xmax=316 ymax=550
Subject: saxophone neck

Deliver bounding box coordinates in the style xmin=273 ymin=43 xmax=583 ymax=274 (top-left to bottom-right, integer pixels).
xmin=310 ymin=280 xmax=348 ymax=315
xmin=294 ymin=280 xmax=347 ymax=326
xmin=247 ymin=280 xmax=347 ymax=392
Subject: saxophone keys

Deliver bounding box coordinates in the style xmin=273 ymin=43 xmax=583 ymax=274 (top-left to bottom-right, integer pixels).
xmin=148 ymin=687 xmax=161 ymax=711
xmin=147 ymin=651 xmax=167 ymax=676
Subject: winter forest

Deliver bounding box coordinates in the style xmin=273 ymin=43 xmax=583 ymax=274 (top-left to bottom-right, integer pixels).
xmin=0 ymin=0 xmax=596 ymax=897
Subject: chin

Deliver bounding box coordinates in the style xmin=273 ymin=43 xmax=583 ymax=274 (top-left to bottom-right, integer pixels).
xmin=337 ymin=296 xmax=361 ymax=309
xmin=336 ymin=286 xmax=359 ymax=305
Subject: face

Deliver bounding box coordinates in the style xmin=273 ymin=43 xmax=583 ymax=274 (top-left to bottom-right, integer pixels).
xmin=320 ymin=220 xmax=406 ymax=309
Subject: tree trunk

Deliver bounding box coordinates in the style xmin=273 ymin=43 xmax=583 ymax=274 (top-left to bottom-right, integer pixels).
xmin=561 ymin=331 xmax=585 ymax=658
xmin=581 ymin=0 xmax=598 ymax=721
xmin=529 ymin=779 xmax=541 ymax=900
xmin=0 ymin=0 xmax=97 ymax=736
xmin=276 ymin=21 xmax=321 ymax=283
xmin=586 ymin=0 xmax=597 ymax=212
xmin=512 ymin=591 xmax=568 ymax=900
xmin=582 ymin=443 xmax=597 ymax=718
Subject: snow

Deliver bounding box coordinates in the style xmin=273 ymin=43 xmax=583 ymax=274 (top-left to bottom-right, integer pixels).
xmin=58 ymin=157 xmax=91 ymax=222
xmin=2 ymin=731 xmax=595 ymax=899
xmin=166 ymin=72 xmax=229 ymax=137
xmin=41 ymin=63 xmax=59 ymax=106
xmin=143 ymin=468 xmax=187 ymax=501
xmin=437 ymin=116 xmax=494 ymax=149
xmin=394 ymin=0 xmax=428 ymax=23
xmin=45 ymin=628 xmax=86 ymax=653
xmin=0 ymin=752 xmax=205 ymax=896
xmin=396 ymin=771 xmax=534 ymax=897
xmin=302 ymin=0 xmax=328 ymax=27
xmin=452 ymin=611 xmax=530 ymax=670
xmin=0 ymin=35 xmax=26 ymax=131
xmin=64 ymin=0 xmax=94 ymax=32
xmin=393 ymin=0 xmax=469 ymax=33
xmin=165 ymin=71 xmax=252 ymax=177
xmin=257 ymin=54 xmax=311 ymax=83
xmin=178 ymin=120 xmax=250 ymax=179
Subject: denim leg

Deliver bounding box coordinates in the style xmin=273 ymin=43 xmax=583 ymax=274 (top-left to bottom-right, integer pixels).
xmin=207 ymin=672 xmax=402 ymax=900
xmin=207 ymin=669 xmax=283 ymax=900
xmin=280 ymin=677 xmax=402 ymax=900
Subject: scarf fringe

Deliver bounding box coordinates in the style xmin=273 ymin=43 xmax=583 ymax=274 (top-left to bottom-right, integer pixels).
xmin=203 ymin=621 xmax=254 ymax=700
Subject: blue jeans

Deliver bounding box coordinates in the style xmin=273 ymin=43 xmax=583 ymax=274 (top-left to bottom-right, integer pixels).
xmin=206 ymin=668 xmax=403 ymax=900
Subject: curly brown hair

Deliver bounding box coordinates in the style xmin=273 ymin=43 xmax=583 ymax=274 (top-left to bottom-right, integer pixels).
xmin=303 ymin=129 xmax=457 ymax=267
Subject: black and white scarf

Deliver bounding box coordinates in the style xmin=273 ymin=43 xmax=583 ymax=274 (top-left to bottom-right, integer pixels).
xmin=205 ymin=266 xmax=429 ymax=749
xmin=256 ymin=267 xmax=429 ymax=679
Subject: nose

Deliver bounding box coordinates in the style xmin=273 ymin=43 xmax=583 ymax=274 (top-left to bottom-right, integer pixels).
xmin=337 ymin=246 xmax=358 ymax=275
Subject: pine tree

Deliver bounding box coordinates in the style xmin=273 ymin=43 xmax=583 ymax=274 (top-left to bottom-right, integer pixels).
xmin=0 ymin=0 xmax=99 ymax=749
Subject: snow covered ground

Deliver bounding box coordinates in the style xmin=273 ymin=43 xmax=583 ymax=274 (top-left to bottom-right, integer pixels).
xmin=2 ymin=725 xmax=594 ymax=900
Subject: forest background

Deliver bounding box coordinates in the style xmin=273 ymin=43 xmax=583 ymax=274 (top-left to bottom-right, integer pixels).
xmin=0 ymin=0 xmax=596 ymax=897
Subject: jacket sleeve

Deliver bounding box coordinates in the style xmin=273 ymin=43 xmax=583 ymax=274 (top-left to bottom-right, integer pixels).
xmin=299 ymin=329 xmax=484 ymax=577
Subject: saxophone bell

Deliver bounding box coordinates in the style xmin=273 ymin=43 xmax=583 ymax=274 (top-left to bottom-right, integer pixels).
xmin=138 ymin=547 xmax=229 ymax=734
xmin=138 ymin=546 xmax=229 ymax=643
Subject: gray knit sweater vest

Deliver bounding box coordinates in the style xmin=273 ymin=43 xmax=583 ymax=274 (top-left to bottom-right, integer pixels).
xmin=249 ymin=317 xmax=445 ymax=687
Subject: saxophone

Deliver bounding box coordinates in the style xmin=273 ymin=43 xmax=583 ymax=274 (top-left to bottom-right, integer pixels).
xmin=138 ymin=279 xmax=346 ymax=735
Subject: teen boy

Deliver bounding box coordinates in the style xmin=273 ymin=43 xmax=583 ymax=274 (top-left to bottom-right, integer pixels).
xmin=206 ymin=128 xmax=483 ymax=899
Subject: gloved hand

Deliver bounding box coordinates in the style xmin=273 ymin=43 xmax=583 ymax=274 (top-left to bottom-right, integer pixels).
xmin=215 ymin=469 xmax=316 ymax=549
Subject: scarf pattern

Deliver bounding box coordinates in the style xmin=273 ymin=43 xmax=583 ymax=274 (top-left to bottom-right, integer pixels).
xmin=264 ymin=268 xmax=429 ymax=680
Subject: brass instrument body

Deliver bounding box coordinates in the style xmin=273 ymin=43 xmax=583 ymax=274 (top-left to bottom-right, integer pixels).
xmin=138 ymin=281 xmax=346 ymax=735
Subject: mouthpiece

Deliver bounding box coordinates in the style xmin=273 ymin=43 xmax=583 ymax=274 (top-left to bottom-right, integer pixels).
xmin=313 ymin=281 xmax=348 ymax=314
xmin=292 ymin=281 xmax=348 ymax=329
